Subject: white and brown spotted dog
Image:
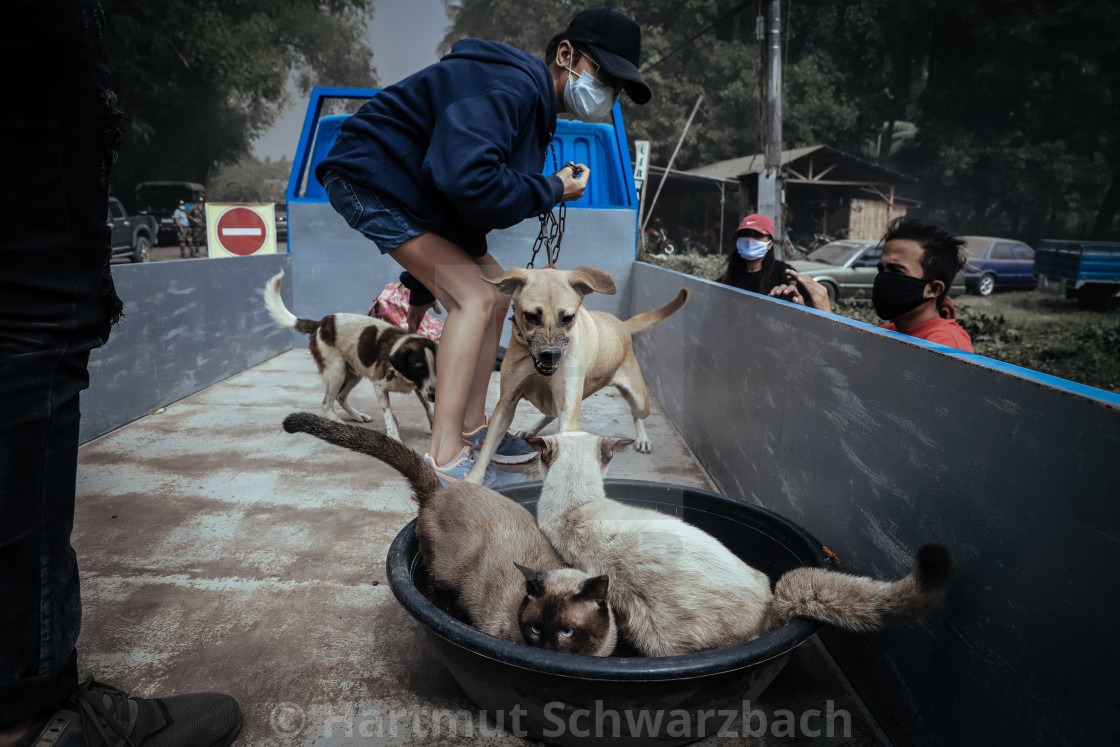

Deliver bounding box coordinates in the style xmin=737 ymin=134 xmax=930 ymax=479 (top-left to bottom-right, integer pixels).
xmin=264 ymin=271 xmax=436 ymax=440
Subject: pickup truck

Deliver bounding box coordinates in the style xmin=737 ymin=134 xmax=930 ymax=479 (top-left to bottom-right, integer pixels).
xmin=1034 ymin=239 xmax=1120 ymax=310
xmin=135 ymin=180 xmax=206 ymax=246
xmin=108 ymin=196 xmax=158 ymax=262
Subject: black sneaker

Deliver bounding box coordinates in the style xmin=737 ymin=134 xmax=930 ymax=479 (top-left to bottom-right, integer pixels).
xmin=16 ymin=676 xmax=242 ymax=746
xmin=461 ymin=416 xmax=539 ymax=466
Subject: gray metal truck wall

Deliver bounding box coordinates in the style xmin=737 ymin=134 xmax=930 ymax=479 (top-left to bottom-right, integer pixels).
xmin=81 ymin=254 xmax=293 ymax=443
xmin=630 ymin=261 xmax=1120 ymax=745
xmin=80 ymin=204 xmax=637 ymax=444
xmin=286 ymin=201 xmax=636 ymax=348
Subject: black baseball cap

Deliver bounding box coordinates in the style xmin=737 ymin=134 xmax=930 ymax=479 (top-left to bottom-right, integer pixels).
xmin=563 ymin=7 xmax=651 ymax=105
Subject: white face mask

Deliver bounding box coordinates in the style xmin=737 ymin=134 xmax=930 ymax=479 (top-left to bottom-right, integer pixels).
xmin=736 ymin=237 xmax=771 ymax=260
xmin=564 ymin=67 xmax=616 ymax=122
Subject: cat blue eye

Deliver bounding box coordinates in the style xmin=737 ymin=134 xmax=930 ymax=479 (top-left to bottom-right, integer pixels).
xmin=530 ymin=625 xmax=541 ymax=635
xmin=561 ymin=628 xmax=574 ymax=638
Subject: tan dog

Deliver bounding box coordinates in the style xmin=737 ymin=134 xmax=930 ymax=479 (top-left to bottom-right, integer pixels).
xmin=466 ymin=266 xmax=688 ymax=484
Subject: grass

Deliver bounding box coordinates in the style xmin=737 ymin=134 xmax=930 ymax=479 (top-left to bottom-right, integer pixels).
xmin=638 ymin=250 xmax=1120 ymax=394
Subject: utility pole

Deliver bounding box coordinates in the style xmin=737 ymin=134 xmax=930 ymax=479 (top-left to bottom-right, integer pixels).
xmin=758 ymin=0 xmax=783 ymax=257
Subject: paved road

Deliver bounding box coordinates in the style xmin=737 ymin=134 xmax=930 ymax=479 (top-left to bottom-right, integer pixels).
xmin=109 ymin=240 xmax=202 ymax=264
xmin=112 ymin=232 xmax=288 ymax=264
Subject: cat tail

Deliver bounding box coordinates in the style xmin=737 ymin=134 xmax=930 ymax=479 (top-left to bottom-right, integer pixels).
xmin=768 ymin=544 xmax=952 ymax=633
xmin=282 ymin=412 xmax=442 ymax=504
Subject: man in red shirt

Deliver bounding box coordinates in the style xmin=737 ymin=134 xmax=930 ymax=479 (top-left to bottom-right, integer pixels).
xmin=771 ymin=217 xmax=974 ymax=352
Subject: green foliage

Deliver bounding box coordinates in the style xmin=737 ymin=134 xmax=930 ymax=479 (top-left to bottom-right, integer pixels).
xmin=207 ymin=155 xmax=292 ymax=202
xmin=103 ymin=0 xmax=376 ymax=207
xmin=443 ymin=0 xmax=1118 ymax=241
xmin=636 ymin=248 xmax=728 ymax=280
xmin=961 ymin=296 xmax=1120 ymax=394
xmin=899 ymin=0 xmax=1120 ymax=241
xmin=101 ymin=0 xmax=1117 ymax=241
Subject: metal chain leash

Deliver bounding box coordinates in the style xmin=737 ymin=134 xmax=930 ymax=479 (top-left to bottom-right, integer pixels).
xmin=527 ymin=141 xmax=578 ymax=269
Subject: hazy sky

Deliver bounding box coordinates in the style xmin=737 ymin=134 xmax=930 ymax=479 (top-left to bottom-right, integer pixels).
xmin=252 ymin=0 xmax=449 ymax=160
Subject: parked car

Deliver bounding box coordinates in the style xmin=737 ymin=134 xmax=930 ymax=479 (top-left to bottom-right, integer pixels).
xmin=789 ymin=240 xmax=881 ymax=302
xmin=134 ymin=181 xmax=206 ymax=246
xmin=789 ymin=240 xmax=966 ymax=303
xmin=107 ymin=196 xmax=157 ymax=262
xmin=960 ymin=236 xmax=1036 ymax=296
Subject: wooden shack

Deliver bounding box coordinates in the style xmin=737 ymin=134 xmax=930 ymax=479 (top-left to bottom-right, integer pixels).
xmin=661 ymin=144 xmax=919 ymax=246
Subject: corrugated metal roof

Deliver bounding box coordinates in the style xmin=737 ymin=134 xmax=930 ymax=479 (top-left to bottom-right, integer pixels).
xmin=683 ymin=145 xmax=914 ymax=184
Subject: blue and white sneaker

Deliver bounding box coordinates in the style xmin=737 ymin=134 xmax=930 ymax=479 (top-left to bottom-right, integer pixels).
xmin=423 ymin=445 xmax=526 ymax=489
xmin=462 ymin=416 xmax=538 ymax=466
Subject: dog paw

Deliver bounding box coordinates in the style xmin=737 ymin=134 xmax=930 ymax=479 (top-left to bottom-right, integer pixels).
xmin=513 ymin=429 xmax=531 ymax=439
xmin=635 ymin=439 xmax=652 ymax=454
xmin=353 ymin=413 xmax=373 ymax=423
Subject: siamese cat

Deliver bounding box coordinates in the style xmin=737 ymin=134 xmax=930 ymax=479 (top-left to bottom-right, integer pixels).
xmin=282 ymin=413 xmax=617 ymax=656
xmin=528 ymin=431 xmax=952 ymax=658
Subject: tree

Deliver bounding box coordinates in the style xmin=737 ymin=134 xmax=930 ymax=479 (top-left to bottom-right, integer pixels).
xmin=207 ymin=155 xmax=292 ymax=202
xmin=440 ymin=1 xmax=767 ymax=171
xmin=102 ymin=0 xmax=377 ymax=209
xmin=901 ymin=0 xmax=1120 ymax=242
xmin=440 ymin=0 xmax=1119 ymax=242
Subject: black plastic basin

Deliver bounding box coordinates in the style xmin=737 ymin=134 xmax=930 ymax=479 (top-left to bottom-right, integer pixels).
xmin=386 ymin=480 xmax=828 ymax=746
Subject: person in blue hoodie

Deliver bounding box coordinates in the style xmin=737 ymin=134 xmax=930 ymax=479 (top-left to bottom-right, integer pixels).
xmin=315 ymin=7 xmax=651 ymax=488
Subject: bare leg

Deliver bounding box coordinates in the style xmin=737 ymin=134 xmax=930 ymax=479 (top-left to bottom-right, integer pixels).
xmin=470 ymin=255 xmax=511 ymax=427
xmin=391 ymin=234 xmax=507 ymax=465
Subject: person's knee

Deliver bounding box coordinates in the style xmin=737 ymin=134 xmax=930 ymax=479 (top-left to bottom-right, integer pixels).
xmin=490 ymin=290 xmax=511 ymax=322
xmin=454 ymin=283 xmax=505 ymax=319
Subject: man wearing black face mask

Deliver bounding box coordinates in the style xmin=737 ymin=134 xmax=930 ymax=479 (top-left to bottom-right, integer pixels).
xmin=872 ymin=217 xmax=973 ymax=352
xmin=772 ymin=217 xmax=973 ymax=352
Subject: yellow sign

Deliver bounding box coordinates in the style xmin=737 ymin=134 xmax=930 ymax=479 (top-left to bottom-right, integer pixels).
xmin=205 ymin=203 xmax=277 ymax=258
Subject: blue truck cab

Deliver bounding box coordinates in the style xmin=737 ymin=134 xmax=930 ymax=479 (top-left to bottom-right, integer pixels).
xmin=1034 ymin=239 xmax=1120 ymax=309
xmin=282 ymin=87 xmax=641 ymax=327
xmin=287 ymin=87 xmax=637 ymax=214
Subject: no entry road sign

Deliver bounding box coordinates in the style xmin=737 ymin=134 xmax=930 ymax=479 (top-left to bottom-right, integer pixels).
xmin=206 ymin=204 xmax=277 ymax=257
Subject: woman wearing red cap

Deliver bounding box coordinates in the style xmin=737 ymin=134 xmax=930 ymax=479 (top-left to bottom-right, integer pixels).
xmin=315 ymin=8 xmax=651 ymax=488
xmin=717 ymin=213 xmax=796 ymax=296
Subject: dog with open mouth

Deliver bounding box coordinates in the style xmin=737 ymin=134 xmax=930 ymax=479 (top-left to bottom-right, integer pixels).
xmin=466 ymin=265 xmax=688 ymax=484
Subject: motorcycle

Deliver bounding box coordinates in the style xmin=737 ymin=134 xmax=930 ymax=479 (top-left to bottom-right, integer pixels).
xmin=642 ymin=218 xmax=677 ymax=255
xmin=682 ymin=225 xmax=718 ymax=256
xmin=806 ymin=232 xmax=835 ymax=252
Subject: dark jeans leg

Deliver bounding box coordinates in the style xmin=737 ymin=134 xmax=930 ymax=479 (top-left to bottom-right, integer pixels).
xmin=0 ymin=349 xmax=90 ymax=723
xmin=0 ymin=0 xmax=122 ymax=726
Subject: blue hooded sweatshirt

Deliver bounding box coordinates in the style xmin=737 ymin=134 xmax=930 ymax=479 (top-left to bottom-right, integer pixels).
xmin=316 ymin=39 xmax=564 ymax=304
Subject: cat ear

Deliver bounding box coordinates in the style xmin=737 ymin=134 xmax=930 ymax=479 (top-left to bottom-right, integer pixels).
xmin=578 ymin=574 xmax=610 ymax=604
xmin=598 ymin=437 xmax=634 ymax=464
xmin=515 ymin=562 xmax=546 ymax=597
xmin=525 ymin=436 xmax=557 ymax=467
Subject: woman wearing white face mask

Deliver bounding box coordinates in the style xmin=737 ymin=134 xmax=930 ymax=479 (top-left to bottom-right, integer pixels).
xmin=315 ymin=8 xmax=650 ymax=489
xmin=717 ymin=213 xmax=796 ymax=296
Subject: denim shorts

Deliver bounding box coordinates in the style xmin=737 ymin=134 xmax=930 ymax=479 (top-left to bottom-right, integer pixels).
xmin=321 ymin=171 xmax=425 ymax=254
